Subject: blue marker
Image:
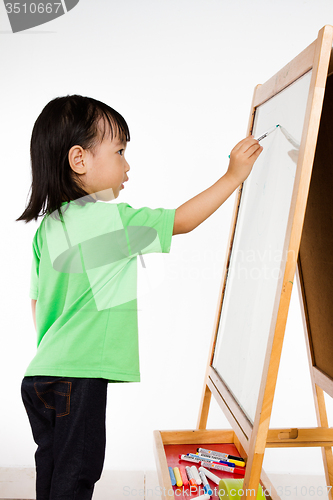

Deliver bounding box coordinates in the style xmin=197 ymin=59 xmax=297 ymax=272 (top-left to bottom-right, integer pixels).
xmin=168 ymin=466 xmax=176 ymax=486
xmin=188 ymin=453 xmax=236 ymax=467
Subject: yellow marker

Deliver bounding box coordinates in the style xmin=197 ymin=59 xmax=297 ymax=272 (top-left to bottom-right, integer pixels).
xmin=228 ymin=458 xmax=245 ymax=467
xmin=196 ymin=452 xmax=245 ymax=467
xmin=173 ymin=467 xmax=183 ymax=487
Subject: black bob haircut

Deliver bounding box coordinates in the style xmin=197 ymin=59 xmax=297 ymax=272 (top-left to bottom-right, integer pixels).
xmin=16 ymin=95 xmax=130 ymax=223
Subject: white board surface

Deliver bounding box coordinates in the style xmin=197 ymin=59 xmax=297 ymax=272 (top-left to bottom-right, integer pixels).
xmin=212 ymin=70 xmax=312 ymax=422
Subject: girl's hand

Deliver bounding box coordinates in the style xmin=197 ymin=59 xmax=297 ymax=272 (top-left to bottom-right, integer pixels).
xmin=227 ymin=136 xmax=263 ymax=185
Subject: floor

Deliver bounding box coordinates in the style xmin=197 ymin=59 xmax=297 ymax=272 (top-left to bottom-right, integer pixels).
xmin=0 ymin=468 xmax=329 ymax=499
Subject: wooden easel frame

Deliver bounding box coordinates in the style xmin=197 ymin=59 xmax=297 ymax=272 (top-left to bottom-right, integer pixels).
xmin=154 ymin=25 xmax=333 ymax=500
xmin=197 ymin=25 xmax=333 ymax=499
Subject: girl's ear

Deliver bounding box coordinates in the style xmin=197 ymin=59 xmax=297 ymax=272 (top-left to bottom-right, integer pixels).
xmin=68 ymin=145 xmax=87 ymax=174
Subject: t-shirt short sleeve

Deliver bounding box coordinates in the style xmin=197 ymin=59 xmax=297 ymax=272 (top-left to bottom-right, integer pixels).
xmin=116 ymin=203 xmax=176 ymax=255
xmin=29 ymin=229 xmax=40 ymax=300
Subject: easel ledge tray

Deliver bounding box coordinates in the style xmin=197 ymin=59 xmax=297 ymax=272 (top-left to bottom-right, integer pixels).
xmin=153 ymin=429 xmax=274 ymax=500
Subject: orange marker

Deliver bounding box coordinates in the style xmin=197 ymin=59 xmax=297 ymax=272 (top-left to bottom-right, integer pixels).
xmin=185 ymin=466 xmax=197 ymax=488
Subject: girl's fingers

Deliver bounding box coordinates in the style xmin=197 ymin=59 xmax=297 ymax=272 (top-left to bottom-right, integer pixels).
xmin=244 ymin=142 xmax=262 ymax=158
xmin=231 ymin=136 xmax=259 ymax=155
xmin=230 ymin=137 xmax=250 ymax=153
xmin=250 ymin=145 xmax=263 ymax=160
xmin=242 ymin=139 xmax=260 ymax=154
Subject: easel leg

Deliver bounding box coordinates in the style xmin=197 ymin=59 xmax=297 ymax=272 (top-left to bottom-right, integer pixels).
xmin=241 ymin=452 xmax=265 ymax=499
xmin=314 ymin=385 xmax=333 ymax=500
xmin=297 ymin=266 xmax=333 ymax=500
xmin=197 ymin=383 xmax=212 ymax=429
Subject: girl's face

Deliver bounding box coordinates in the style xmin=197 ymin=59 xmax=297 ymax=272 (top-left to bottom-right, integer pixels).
xmin=85 ymin=135 xmax=130 ymax=201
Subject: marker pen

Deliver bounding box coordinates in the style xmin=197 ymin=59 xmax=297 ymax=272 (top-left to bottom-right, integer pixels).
xmin=199 ymin=469 xmax=213 ymax=496
xmin=179 ymin=454 xmax=201 ymax=464
xmin=185 ymin=466 xmax=197 ymax=488
xmin=197 ymin=448 xmax=245 ymax=463
xmin=191 ymin=465 xmax=202 ymax=485
xmin=181 ymin=452 xmax=240 ymax=469
xmin=201 ymin=461 xmax=245 ymax=476
xmin=195 ymin=453 xmax=239 ymax=467
xmin=189 ymin=453 xmax=227 ymax=464
xmin=228 ymin=124 xmax=279 ymax=158
xmin=173 ymin=467 xmax=183 ymax=487
xmin=197 ymin=452 xmax=244 ymax=468
xmin=199 ymin=466 xmax=221 ymax=485
xmin=255 ymin=124 xmax=280 ymax=142
xmin=168 ymin=466 xmax=176 ymax=486
xmin=182 ymin=452 xmax=235 ymax=467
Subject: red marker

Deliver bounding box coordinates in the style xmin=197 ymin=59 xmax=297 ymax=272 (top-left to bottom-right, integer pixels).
xmin=201 ymin=461 xmax=245 ymax=477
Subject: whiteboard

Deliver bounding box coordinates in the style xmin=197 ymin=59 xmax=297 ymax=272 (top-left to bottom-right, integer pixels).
xmin=212 ymin=70 xmax=312 ymax=423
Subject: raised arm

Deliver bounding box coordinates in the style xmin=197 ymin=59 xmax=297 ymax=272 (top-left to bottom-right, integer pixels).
xmin=173 ymin=136 xmax=262 ymax=235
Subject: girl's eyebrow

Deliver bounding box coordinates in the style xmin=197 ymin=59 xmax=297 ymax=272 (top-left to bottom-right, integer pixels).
xmin=114 ymin=139 xmax=127 ymax=148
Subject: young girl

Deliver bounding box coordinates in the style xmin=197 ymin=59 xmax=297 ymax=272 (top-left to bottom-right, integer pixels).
xmin=16 ymin=94 xmax=262 ymax=500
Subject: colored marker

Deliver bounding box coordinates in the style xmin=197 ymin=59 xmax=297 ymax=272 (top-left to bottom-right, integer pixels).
xmin=179 ymin=466 xmax=189 ymax=487
xmin=180 ymin=452 xmax=240 ymax=469
xmin=188 ymin=453 xmax=223 ymax=464
xmin=185 ymin=452 xmax=241 ymax=468
xmin=195 ymin=453 xmax=240 ymax=467
xmin=191 ymin=465 xmax=202 ymax=485
xmin=199 ymin=469 xmax=213 ymax=496
xmin=173 ymin=467 xmax=183 ymax=487
xmin=197 ymin=448 xmax=245 ymax=464
xmin=179 ymin=454 xmax=202 ymax=464
xmin=199 ymin=466 xmax=221 ymax=485
xmin=168 ymin=466 xmax=176 ymax=486
xmin=181 ymin=453 xmax=233 ymax=466
xmin=197 ymin=452 xmax=244 ymax=468
xmin=185 ymin=466 xmax=197 ymax=488
xmin=228 ymin=124 xmax=279 ymax=157
xmin=201 ymin=460 xmax=245 ymax=476
xmin=255 ymin=124 xmax=280 ymax=142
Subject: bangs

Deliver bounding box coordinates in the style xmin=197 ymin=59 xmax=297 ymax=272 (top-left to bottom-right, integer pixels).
xmin=96 ymin=107 xmax=130 ymax=145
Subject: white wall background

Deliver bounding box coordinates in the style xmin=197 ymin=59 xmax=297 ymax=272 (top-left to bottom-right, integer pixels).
xmin=1 ymin=0 xmax=333 ymax=478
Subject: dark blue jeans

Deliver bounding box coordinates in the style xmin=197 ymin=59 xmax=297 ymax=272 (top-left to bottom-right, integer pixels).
xmin=21 ymin=376 xmax=108 ymax=500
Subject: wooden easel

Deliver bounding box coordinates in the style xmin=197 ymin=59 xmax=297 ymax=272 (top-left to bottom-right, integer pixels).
xmin=154 ymin=25 xmax=333 ymax=500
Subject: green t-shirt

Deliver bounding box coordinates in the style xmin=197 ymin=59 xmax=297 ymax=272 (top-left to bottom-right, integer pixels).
xmin=26 ymin=199 xmax=176 ymax=382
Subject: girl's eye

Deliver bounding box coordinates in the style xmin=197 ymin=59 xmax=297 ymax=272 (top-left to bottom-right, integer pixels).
xmin=118 ymin=149 xmax=124 ymax=156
